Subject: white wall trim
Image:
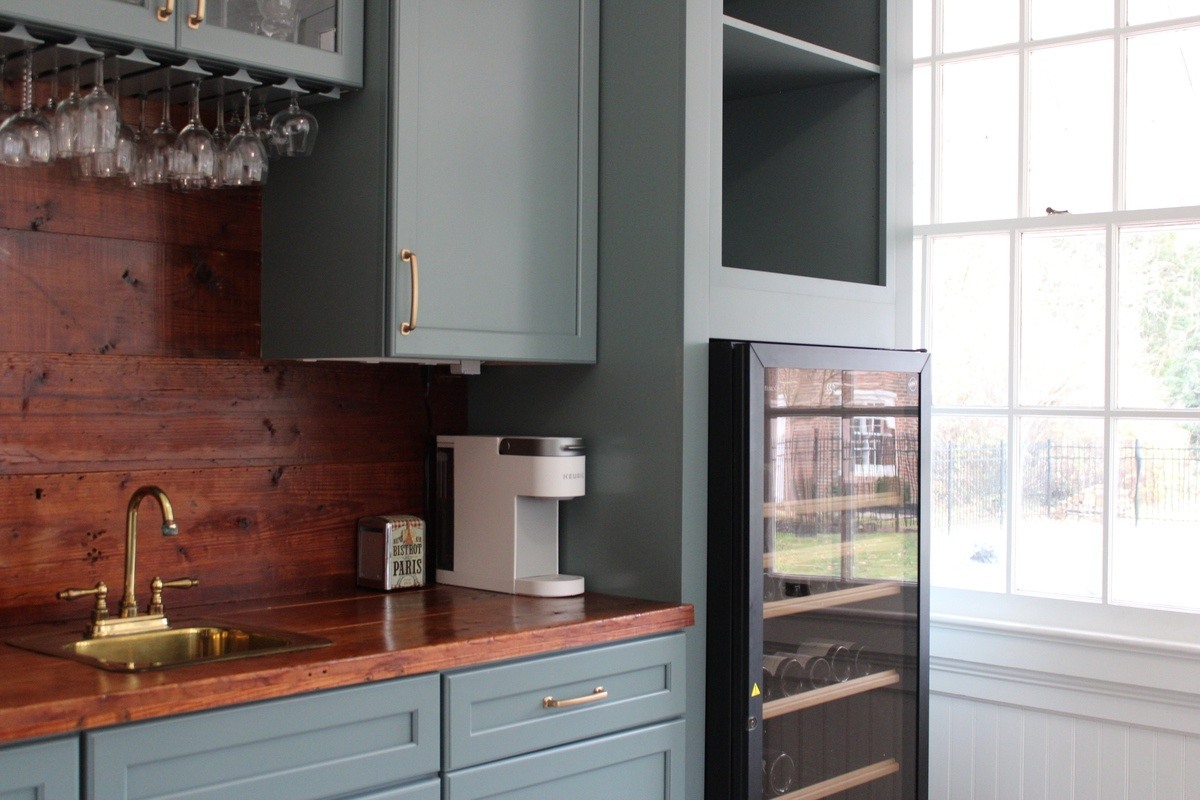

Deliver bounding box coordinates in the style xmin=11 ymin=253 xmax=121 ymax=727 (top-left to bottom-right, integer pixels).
xmin=930 ymin=614 xmax=1200 ymax=736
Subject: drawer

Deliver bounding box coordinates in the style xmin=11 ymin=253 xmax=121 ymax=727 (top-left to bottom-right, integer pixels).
xmin=85 ymin=674 xmax=439 ymax=800
xmin=442 ymin=632 xmax=685 ymax=770
xmin=353 ymin=777 xmax=440 ymax=800
xmin=443 ymin=719 xmax=685 ymax=800
xmin=0 ymin=735 xmax=79 ymax=800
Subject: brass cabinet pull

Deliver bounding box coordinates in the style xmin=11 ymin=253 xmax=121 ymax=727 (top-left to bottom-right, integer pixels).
xmin=156 ymin=0 xmax=176 ymax=21
xmin=400 ymin=248 xmax=419 ymax=335
xmin=542 ymin=686 xmax=608 ymax=709
xmin=187 ymin=0 xmax=206 ymax=28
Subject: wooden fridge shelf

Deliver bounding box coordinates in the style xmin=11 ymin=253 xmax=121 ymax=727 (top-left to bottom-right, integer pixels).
xmin=762 ymin=669 xmax=900 ymax=719
xmin=763 ymin=581 xmax=902 ymax=618
xmin=780 ymin=758 xmax=901 ymax=800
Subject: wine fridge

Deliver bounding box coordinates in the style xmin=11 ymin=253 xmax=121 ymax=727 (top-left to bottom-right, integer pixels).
xmin=706 ymin=340 xmax=930 ymax=800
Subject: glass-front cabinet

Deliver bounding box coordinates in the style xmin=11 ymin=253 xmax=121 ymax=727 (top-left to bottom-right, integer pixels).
xmin=0 ymin=0 xmax=362 ymax=87
xmin=708 ymin=340 xmax=930 ymax=800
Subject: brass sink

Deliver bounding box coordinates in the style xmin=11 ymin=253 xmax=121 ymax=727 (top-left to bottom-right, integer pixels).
xmin=8 ymin=620 xmax=331 ymax=672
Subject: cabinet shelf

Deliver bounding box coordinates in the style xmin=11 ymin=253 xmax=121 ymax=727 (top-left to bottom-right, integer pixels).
xmin=763 ymin=581 xmax=902 ymax=618
xmin=763 ymin=668 xmax=899 ymax=719
xmin=780 ymin=758 xmax=900 ymax=800
xmin=723 ymin=16 xmax=878 ymax=100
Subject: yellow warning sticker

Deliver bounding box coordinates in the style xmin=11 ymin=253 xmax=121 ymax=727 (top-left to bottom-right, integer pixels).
xmin=751 ymin=683 xmax=761 ymax=698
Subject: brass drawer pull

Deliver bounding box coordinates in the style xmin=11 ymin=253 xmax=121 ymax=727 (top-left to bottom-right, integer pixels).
xmin=187 ymin=0 xmax=206 ymax=28
xmin=156 ymin=0 xmax=176 ymax=21
xmin=400 ymin=248 xmax=419 ymax=335
xmin=542 ymin=686 xmax=608 ymax=709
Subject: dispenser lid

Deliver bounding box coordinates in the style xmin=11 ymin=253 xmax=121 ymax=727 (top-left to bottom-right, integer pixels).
xmin=498 ymin=437 xmax=585 ymax=457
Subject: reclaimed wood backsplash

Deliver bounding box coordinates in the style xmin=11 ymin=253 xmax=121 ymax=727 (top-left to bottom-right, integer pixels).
xmin=0 ymin=157 xmax=466 ymax=628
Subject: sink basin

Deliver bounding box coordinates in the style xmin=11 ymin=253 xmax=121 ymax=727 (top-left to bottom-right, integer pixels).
xmin=8 ymin=620 xmax=331 ymax=672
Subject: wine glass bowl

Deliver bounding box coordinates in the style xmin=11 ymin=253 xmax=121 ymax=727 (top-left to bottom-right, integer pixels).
xmin=76 ymin=57 xmax=120 ymax=156
xmin=0 ymin=50 xmax=54 ymax=168
xmin=172 ymin=82 xmax=216 ymax=190
xmin=269 ymin=90 xmax=317 ymax=157
xmin=225 ymin=90 xmax=268 ymax=186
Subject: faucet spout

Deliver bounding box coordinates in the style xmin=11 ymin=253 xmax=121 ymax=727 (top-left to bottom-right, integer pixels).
xmin=120 ymin=486 xmax=177 ymax=619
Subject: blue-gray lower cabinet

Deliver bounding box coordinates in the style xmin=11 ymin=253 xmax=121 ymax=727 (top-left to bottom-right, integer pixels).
xmin=0 ymin=735 xmax=79 ymax=800
xmin=442 ymin=719 xmax=685 ymax=800
xmin=84 ymin=673 xmax=439 ymax=800
xmin=442 ymin=633 xmax=686 ymax=800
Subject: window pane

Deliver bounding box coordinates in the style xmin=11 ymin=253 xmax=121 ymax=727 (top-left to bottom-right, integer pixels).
xmin=1014 ymin=417 xmax=1104 ymax=599
xmin=940 ymin=55 xmax=1019 ymax=222
xmin=1031 ymin=0 xmax=1113 ymax=39
xmin=1117 ymin=225 xmax=1200 ymax=409
xmin=943 ymin=0 xmax=1019 ymax=53
xmin=1112 ymin=419 xmax=1200 ymax=611
xmin=913 ymin=64 xmax=932 ymax=226
xmin=931 ymin=415 xmax=1008 ymax=592
xmin=929 ymin=235 xmax=1010 ymax=406
xmin=914 ymin=0 xmax=933 ymax=58
xmin=1027 ymin=41 xmax=1114 ymax=216
xmin=1019 ymin=231 xmax=1106 ymax=407
xmin=1127 ymin=0 xmax=1200 ymax=25
xmin=1125 ymin=27 xmax=1200 ymax=210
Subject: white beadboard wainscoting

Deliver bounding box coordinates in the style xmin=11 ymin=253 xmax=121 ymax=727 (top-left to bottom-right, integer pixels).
xmin=928 ymin=600 xmax=1200 ymax=800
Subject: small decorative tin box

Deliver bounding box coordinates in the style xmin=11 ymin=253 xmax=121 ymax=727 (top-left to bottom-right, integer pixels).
xmin=357 ymin=514 xmax=426 ymax=590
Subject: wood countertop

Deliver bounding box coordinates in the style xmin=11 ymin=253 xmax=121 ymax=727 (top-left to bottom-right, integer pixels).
xmin=0 ymin=587 xmax=694 ymax=746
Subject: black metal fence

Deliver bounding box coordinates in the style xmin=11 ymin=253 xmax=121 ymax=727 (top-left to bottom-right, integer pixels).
xmin=932 ymin=439 xmax=1200 ymax=533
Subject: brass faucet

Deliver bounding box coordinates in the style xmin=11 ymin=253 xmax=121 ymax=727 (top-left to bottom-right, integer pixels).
xmin=58 ymin=485 xmax=197 ymax=638
xmin=120 ymin=486 xmax=179 ymax=618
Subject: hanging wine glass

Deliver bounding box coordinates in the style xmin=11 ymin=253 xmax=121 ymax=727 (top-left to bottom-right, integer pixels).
xmin=89 ymin=72 xmax=136 ymax=179
xmin=0 ymin=49 xmax=54 ymax=167
xmin=77 ymin=56 xmax=120 ymax=156
xmin=126 ymin=92 xmax=150 ymax=187
xmin=211 ymin=79 xmax=234 ymax=187
xmin=250 ymin=90 xmax=276 ymax=152
xmin=52 ymin=58 xmax=83 ymax=160
xmin=269 ymin=90 xmax=317 ymax=156
xmin=0 ymin=55 xmax=13 ymax=128
xmin=172 ymin=81 xmax=216 ymax=190
xmin=225 ymin=90 xmax=268 ymax=186
xmin=140 ymin=81 xmax=177 ymax=185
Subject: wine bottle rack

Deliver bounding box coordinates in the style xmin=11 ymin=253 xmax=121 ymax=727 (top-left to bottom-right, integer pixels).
xmin=763 ymin=668 xmax=899 ymax=719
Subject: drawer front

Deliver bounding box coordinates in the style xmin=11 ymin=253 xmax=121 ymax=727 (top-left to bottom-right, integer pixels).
xmin=443 ymin=633 xmax=685 ymax=770
xmin=85 ymin=674 xmax=439 ymax=800
xmin=443 ymin=719 xmax=685 ymax=800
xmin=0 ymin=735 xmax=79 ymax=800
xmin=352 ymin=777 xmax=440 ymax=800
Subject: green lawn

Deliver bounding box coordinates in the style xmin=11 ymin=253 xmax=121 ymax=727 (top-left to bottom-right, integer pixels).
xmin=769 ymin=529 xmax=918 ymax=581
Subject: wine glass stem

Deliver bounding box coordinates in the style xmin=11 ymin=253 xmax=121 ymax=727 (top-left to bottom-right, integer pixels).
xmin=22 ymin=50 xmax=34 ymax=113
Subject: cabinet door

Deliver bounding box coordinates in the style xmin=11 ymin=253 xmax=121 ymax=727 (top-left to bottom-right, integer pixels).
xmin=176 ymin=0 xmax=363 ymax=88
xmin=0 ymin=735 xmax=79 ymax=800
xmin=0 ymin=0 xmax=175 ymax=48
xmin=85 ymin=674 xmax=439 ymax=800
xmin=443 ymin=719 xmax=685 ymax=800
xmin=388 ymin=0 xmax=598 ymax=364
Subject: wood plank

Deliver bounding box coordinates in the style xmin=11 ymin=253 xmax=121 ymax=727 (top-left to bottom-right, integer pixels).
xmin=782 ymin=759 xmax=900 ymax=800
xmin=0 ymin=462 xmax=425 ymax=627
xmin=0 ymin=588 xmax=694 ymax=744
xmin=0 ymin=354 xmax=465 ymax=473
xmin=764 ymin=581 xmax=902 ymax=618
xmin=0 ymin=159 xmax=261 ymax=250
xmin=763 ymin=669 xmax=900 ymax=718
xmin=0 ymin=228 xmax=260 ymax=357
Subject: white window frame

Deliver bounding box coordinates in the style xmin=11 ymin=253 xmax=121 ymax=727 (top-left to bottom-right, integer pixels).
xmin=915 ymin=1 xmax=1200 ymax=650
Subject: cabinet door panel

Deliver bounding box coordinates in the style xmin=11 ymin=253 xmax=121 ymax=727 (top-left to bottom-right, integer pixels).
xmin=389 ymin=0 xmax=598 ymax=363
xmin=85 ymin=674 xmax=439 ymax=800
xmin=0 ymin=0 xmax=174 ymax=48
xmin=0 ymin=736 xmax=79 ymax=800
xmin=443 ymin=719 xmax=685 ymax=800
xmin=176 ymin=0 xmax=363 ymax=87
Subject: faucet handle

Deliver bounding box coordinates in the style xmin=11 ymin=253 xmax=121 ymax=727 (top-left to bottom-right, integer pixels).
xmin=148 ymin=576 xmax=199 ymax=616
xmin=57 ymin=581 xmax=110 ymax=624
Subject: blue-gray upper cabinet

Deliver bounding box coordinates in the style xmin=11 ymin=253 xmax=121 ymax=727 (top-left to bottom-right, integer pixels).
xmin=261 ymin=0 xmax=598 ymax=365
xmin=84 ymin=673 xmax=439 ymax=800
xmin=0 ymin=735 xmax=79 ymax=800
xmin=0 ymin=0 xmax=363 ymax=87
